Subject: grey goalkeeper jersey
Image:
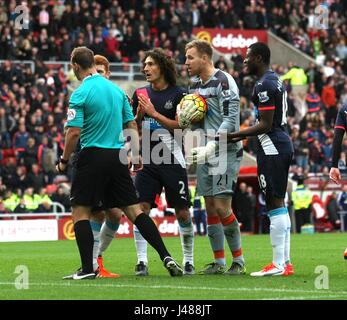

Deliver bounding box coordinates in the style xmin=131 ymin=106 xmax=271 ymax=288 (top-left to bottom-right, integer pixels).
xmin=188 ymin=68 xmax=242 ymax=152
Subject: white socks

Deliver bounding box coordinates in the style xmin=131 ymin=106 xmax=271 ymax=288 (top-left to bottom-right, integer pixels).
xmin=90 ymin=221 xmax=102 ymax=271
xmin=178 ymin=219 xmax=194 ymax=265
xmin=284 ymin=213 xmax=291 ymax=264
xmin=133 ymin=224 xmax=148 ymax=264
xmin=97 ymin=220 xmax=119 ymax=257
xmin=268 ymin=207 xmax=291 ymax=269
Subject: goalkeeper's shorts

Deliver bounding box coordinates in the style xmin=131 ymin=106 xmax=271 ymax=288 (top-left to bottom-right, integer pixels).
xmin=196 ymin=148 xmax=243 ymax=198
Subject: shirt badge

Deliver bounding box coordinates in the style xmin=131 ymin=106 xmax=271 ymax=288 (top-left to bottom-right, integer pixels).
xmin=258 ymin=91 xmax=269 ymax=103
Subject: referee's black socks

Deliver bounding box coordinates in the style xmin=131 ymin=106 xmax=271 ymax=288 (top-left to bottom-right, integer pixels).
xmin=74 ymin=220 xmax=94 ymax=274
xmin=134 ymin=213 xmax=170 ymax=261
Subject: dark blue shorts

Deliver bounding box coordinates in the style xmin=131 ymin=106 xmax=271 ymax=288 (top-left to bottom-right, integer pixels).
xmin=135 ymin=164 xmax=190 ymax=208
xmin=257 ymin=152 xmax=293 ymax=199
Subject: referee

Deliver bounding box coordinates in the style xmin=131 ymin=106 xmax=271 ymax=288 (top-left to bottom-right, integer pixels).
xmin=57 ymin=47 xmax=182 ymax=279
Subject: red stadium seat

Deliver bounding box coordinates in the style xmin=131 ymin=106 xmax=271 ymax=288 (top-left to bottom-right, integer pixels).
xmin=2 ymin=148 xmax=15 ymax=158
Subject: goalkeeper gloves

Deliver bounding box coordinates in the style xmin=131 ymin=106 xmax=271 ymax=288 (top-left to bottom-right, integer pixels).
xmin=186 ymin=141 xmax=217 ymax=164
xmin=177 ymin=102 xmax=201 ymax=128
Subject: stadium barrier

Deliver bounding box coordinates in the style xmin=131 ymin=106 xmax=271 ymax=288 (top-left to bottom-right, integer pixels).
xmin=268 ymin=31 xmax=316 ymax=69
xmin=0 ymin=213 xmax=188 ymax=242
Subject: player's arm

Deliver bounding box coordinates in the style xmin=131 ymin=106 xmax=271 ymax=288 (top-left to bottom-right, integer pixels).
xmin=56 ymin=90 xmax=84 ymax=173
xmin=217 ymin=77 xmax=241 ymax=135
xmin=124 ymin=120 xmax=142 ymax=171
xmin=226 ymin=109 xmax=274 ymax=142
xmin=137 ymin=93 xmax=180 ymax=131
xmin=123 ymin=93 xmax=142 ymax=171
xmin=329 ymin=110 xmax=346 ymax=183
xmin=331 ymin=127 xmax=345 ymax=169
xmin=132 ymin=91 xmax=145 ymax=125
xmin=61 ymin=127 xmax=81 ymax=161
xmin=225 ymin=84 xmax=275 ymax=142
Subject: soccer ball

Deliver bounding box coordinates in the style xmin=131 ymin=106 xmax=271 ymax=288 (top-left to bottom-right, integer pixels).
xmin=178 ymin=93 xmax=208 ymax=123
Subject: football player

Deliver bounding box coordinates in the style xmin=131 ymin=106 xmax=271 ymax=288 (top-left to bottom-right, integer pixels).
xmin=132 ymin=48 xmax=194 ymax=276
xmin=184 ymin=40 xmax=246 ymax=275
xmin=224 ymin=42 xmax=294 ymax=276
xmin=329 ymin=102 xmax=347 ymax=260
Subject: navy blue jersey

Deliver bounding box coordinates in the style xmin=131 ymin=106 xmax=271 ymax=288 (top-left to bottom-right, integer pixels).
xmin=132 ymin=85 xmax=186 ymax=167
xmin=331 ymin=103 xmax=347 ymax=167
xmin=252 ymin=70 xmax=293 ymax=155
xmin=335 ymin=104 xmax=347 ymax=131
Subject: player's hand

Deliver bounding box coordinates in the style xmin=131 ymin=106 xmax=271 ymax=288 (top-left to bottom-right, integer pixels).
xmin=186 ymin=141 xmax=217 ymax=164
xmin=329 ymin=167 xmax=341 ymax=184
xmin=138 ymin=94 xmax=157 ymax=118
xmin=177 ymin=111 xmax=191 ymax=129
xmin=177 ymin=103 xmax=200 ymax=128
xmin=55 ymin=162 xmax=67 ymax=174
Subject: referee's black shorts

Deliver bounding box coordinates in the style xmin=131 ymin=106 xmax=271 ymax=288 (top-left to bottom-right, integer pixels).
xmin=70 ymin=147 xmax=138 ymax=208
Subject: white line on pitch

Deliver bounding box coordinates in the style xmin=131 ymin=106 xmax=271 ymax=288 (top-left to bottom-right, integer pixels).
xmin=0 ymin=282 xmax=346 ymax=296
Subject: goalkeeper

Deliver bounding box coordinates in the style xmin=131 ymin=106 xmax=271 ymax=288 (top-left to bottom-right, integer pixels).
xmin=180 ymin=40 xmax=246 ymax=275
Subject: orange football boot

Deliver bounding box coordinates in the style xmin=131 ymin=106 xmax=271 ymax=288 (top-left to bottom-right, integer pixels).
xmin=96 ymin=256 xmax=120 ymax=278
xmin=283 ymin=263 xmax=294 ymax=276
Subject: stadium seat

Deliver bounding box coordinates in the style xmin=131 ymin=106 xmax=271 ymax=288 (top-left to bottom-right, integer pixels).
xmin=2 ymin=148 xmax=15 ymax=158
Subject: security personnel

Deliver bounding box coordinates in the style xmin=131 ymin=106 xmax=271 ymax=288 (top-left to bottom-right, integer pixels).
xmin=23 ymin=187 xmax=38 ymax=212
xmin=190 ymin=184 xmax=207 ymax=236
xmin=281 ymin=65 xmax=308 ymax=86
xmin=291 ymin=179 xmax=312 ymax=233
xmin=3 ymin=190 xmax=19 ymax=212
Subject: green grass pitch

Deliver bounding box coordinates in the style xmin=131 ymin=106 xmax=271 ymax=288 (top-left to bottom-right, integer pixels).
xmin=0 ymin=233 xmax=346 ymax=300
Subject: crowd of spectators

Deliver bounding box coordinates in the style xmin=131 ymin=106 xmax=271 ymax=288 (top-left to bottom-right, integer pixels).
xmin=0 ymin=59 xmax=68 ymax=213
xmin=1 ymin=0 xmax=347 ymax=215
xmin=1 ymin=0 xmax=347 ymax=67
